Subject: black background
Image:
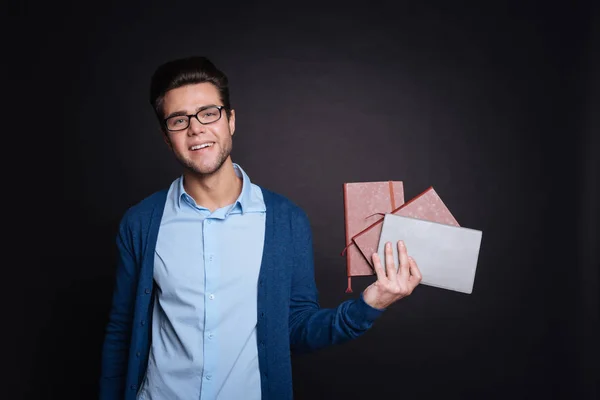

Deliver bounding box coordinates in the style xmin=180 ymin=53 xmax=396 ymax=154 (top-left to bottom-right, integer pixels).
xmin=12 ymin=1 xmax=599 ymax=399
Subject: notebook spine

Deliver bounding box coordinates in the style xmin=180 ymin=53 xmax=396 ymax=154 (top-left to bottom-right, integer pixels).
xmin=342 ymin=183 xmax=353 ymax=293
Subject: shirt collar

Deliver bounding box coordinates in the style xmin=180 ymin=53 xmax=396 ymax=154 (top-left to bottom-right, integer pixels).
xmin=175 ymin=163 xmax=265 ymax=214
xmin=231 ymin=163 xmax=265 ymax=214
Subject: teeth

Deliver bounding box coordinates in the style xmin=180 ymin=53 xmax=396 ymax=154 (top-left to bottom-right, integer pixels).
xmin=191 ymin=143 xmax=214 ymax=150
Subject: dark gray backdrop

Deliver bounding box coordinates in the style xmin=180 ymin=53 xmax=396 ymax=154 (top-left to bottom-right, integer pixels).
xmin=15 ymin=1 xmax=600 ymax=399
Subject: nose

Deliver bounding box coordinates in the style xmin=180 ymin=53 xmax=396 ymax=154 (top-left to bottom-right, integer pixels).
xmin=187 ymin=116 xmax=206 ymax=135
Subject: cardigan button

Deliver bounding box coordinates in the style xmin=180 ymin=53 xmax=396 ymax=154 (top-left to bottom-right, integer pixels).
xmin=130 ymin=384 xmax=136 ymax=390
xmin=145 ymin=288 xmax=151 ymax=294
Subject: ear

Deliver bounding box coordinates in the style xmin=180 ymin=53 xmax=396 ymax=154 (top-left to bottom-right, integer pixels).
xmin=228 ymin=109 xmax=236 ymax=136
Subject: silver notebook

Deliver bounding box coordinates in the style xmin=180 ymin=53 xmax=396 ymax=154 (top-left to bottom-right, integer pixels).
xmin=377 ymin=213 xmax=483 ymax=294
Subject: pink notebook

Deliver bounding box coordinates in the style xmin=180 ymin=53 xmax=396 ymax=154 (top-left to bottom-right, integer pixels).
xmin=342 ymin=181 xmax=405 ymax=293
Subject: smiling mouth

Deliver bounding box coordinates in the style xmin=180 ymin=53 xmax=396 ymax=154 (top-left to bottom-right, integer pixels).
xmin=189 ymin=142 xmax=215 ymax=151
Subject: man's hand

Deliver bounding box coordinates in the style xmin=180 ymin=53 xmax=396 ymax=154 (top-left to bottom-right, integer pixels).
xmin=362 ymin=240 xmax=422 ymax=310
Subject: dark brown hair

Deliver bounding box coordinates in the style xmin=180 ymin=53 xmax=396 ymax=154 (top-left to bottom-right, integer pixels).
xmin=149 ymin=56 xmax=232 ymax=128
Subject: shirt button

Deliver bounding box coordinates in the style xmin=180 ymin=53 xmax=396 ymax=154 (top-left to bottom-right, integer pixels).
xmin=208 ymin=332 xmax=214 ymax=339
xmin=209 ymin=294 xmax=215 ymax=300
xmin=206 ymin=220 xmax=212 ymax=225
xmin=205 ymin=375 xmax=212 ymax=380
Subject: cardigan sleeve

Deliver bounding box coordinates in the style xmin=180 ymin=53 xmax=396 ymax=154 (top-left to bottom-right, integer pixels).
xmin=288 ymin=208 xmax=384 ymax=353
xmin=99 ymin=216 xmax=138 ymax=399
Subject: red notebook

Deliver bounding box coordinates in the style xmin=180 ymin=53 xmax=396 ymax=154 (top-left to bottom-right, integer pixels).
xmin=342 ymin=181 xmax=405 ymax=293
xmin=352 ymin=186 xmax=460 ymax=269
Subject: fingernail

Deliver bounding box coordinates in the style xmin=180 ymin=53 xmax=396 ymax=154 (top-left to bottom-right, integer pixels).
xmin=386 ymin=242 xmax=391 ymax=249
xmin=399 ymin=240 xmax=405 ymax=247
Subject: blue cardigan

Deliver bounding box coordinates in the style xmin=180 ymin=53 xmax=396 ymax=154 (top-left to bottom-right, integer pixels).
xmin=99 ymin=186 xmax=384 ymax=399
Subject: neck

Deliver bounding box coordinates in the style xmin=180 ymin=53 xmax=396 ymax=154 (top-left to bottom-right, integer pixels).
xmin=182 ymin=159 xmax=242 ymax=212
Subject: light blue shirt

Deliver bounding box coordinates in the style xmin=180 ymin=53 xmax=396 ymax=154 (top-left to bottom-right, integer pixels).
xmin=137 ymin=163 xmax=266 ymax=400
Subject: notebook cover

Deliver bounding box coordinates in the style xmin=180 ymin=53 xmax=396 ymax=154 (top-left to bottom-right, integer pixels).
xmin=377 ymin=213 xmax=483 ymax=294
xmin=342 ymin=181 xmax=405 ymax=292
xmin=353 ymin=186 xmax=459 ymax=268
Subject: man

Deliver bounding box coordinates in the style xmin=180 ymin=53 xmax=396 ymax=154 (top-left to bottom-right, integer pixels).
xmin=99 ymin=56 xmax=422 ymax=400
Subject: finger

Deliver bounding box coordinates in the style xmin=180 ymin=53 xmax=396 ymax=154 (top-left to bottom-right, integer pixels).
xmin=408 ymin=256 xmax=422 ymax=287
xmin=384 ymin=241 xmax=397 ymax=279
xmin=371 ymin=252 xmax=387 ymax=282
xmin=397 ymin=240 xmax=410 ymax=282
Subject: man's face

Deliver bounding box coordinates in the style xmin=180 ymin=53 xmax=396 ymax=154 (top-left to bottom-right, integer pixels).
xmin=162 ymin=82 xmax=235 ymax=177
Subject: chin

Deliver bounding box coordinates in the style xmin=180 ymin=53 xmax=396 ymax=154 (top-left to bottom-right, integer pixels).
xmin=188 ymin=158 xmax=227 ymax=176
xmin=176 ymin=147 xmax=231 ymax=177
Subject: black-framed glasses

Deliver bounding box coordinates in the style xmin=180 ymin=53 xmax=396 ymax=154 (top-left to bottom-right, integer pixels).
xmin=164 ymin=105 xmax=226 ymax=131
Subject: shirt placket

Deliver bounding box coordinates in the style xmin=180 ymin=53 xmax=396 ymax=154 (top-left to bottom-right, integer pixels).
xmin=201 ymin=217 xmax=218 ymax=398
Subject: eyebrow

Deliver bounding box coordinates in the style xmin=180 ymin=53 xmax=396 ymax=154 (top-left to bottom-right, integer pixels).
xmin=165 ymin=104 xmax=219 ymax=119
